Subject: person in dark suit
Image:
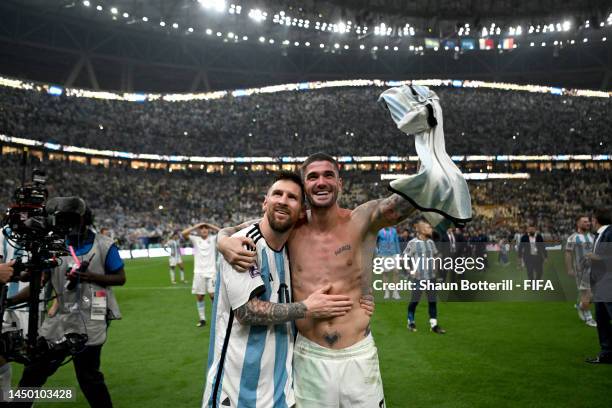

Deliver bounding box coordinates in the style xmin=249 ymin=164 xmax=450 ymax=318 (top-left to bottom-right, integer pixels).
xmin=586 ymin=207 xmax=612 ymax=364
xmin=518 ymin=223 xmax=547 ymax=280
xmin=437 ymin=227 xmax=463 ymax=282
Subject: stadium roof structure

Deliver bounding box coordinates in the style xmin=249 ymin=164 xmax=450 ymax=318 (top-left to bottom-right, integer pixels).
xmin=0 ymin=0 xmax=611 ymax=92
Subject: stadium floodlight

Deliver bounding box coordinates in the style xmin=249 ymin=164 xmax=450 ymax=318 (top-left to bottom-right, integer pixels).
xmin=529 ymin=25 xmax=534 ymax=33
xmin=393 ymin=46 xmax=398 ymax=51
xmin=248 ymin=9 xmax=267 ymax=23
xmin=206 ymin=28 xmax=212 ymax=35
xmin=172 ymin=23 xmax=179 ymax=29
xmin=604 ymin=37 xmax=607 ymax=42
xmin=373 ymin=46 xmax=379 ymax=50
xmin=216 ymin=32 xmax=222 ymax=36
xmin=268 ymin=38 xmax=274 ymax=44
xmin=319 ymin=43 xmax=325 ymax=48
xmin=242 ymin=35 xmax=248 ymax=40
xmin=159 ymin=21 xmax=166 ymax=27
xmin=259 ymin=36 xmax=265 ymax=42
xmin=188 ymin=27 xmax=194 ymax=33
xmin=110 ymin=7 xmax=118 ymax=14
xmin=541 ymin=42 xmax=546 ymax=46
xmin=294 ymin=41 xmax=300 ymax=46
xmin=96 ymin=5 xmax=102 ymax=11
xmin=359 ymin=44 xmax=365 ymax=49
xmin=516 ymin=25 xmax=522 ymax=35
xmin=282 ymin=39 xmax=289 ymax=45
xmin=48 ymin=86 xmax=63 ymax=96
xmin=338 ymin=21 xmax=347 ymax=33
xmin=123 ymin=12 xmax=128 ymax=18
xmin=227 ymin=32 xmax=234 ymax=38
xmin=583 ymin=38 xmax=588 ymax=42
xmin=334 ymin=43 xmax=340 ymax=49
xmin=83 ymin=1 xmax=90 ymax=6
xmin=305 ymin=41 xmax=310 ymax=46
xmin=198 ymin=0 xmax=226 ymax=12
xmin=142 ymin=16 xmax=148 ymax=22
xmin=530 ymin=42 xmax=534 ymax=46
xmin=384 ymin=45 xmax=389 ymax=50
xmin=344 ymin=44 xmax=349 ymax=49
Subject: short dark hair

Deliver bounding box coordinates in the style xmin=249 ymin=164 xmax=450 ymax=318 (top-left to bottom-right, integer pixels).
xmin=300 ymin=152 xmax=340 ymax=180
xmin=575 ymin=214 xmax=589 ymax=225
xmin=271 ymin=171 xmax=305 ymax=202
xmin=593 ymin=207 xmax=611 ymax=226
xmin=412 ymin=216 xmax=430 ymax=226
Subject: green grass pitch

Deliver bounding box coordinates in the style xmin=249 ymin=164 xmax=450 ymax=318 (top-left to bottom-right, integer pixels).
xmin=12 ymin=252 xmax=611 ymax=407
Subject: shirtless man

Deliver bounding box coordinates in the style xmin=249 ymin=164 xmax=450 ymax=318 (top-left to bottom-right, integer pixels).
xmin=219 ymin=153 xmax=419 ymax=407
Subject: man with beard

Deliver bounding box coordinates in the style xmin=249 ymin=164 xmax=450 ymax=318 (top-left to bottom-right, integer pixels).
xmin=218 ymin=154 xmax=425 ymax=407
xmin=203 ymin=172 xmax=356 ymax=408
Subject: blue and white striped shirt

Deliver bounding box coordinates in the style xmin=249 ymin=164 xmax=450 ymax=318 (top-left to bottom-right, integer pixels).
xmin=203 ymin=223 xmax=294 ymax=408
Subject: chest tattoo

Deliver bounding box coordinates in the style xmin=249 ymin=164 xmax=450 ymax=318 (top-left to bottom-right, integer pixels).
xmin=334 ymin=244 xmax=352 ymax=256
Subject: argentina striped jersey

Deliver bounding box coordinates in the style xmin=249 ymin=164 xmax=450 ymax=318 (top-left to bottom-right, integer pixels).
xmin=202 ymin=223 xmax=294 ymax=408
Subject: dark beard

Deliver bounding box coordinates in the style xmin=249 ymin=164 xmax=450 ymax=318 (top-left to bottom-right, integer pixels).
xmin=267 ymin=207 xmax=294 ymax=233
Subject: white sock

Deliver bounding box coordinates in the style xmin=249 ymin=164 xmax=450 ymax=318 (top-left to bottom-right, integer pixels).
xmin=584 ymin=310 xmax=594 ymax=321
xmin=180 ymin=269 xmax=185 ymax=281
xmin=0 ymin=364 xmax=12 ymax=399
xmin=170 ymin=269 xmax=176 ymax=282
xmin=197 ymin=301 xmax=206 ymax=320
xmin=577 ymin=307 xmax=587 ymax=321
xmin=429 ymin=318 xmax=438 ymax=328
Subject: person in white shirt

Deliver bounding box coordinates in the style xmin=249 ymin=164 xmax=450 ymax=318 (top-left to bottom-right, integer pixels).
xmin=165 ymin=231 xmax=186 ymax=284
xmin=182 ymin=222 xmax=221 ymax=327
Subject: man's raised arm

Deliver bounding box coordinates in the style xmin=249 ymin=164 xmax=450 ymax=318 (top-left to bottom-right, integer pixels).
xmin=365 ymin=194 xmax=417 ymax=232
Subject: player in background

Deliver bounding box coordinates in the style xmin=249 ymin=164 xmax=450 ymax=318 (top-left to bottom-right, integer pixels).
xmin=377 ymin=226 xmax=402 ymax=299
xmin=565 ymin=215 xmax=597 ymax=327
xmin=182 ymin=222 xmax=220 ymax=327
xmin=165 ymin=231 xmax=186 ymax=284
xmin=404 ymin=217 xmax=446 ymax=334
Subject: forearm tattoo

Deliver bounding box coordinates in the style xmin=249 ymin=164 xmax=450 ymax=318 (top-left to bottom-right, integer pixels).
xmin=235 ymin=298 xmax=307 ymax=325
xmin=375 ymin=194 xmax=416 ymax=225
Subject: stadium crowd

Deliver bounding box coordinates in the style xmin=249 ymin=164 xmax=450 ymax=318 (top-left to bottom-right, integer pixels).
xmin=0 ymin=85 xmax=610 ymax=156
xmin=0 ymin=155 xmax=609 ymax=249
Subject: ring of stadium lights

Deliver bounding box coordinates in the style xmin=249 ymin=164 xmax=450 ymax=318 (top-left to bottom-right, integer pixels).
xmin=0 ymin=132 xmax=607 ymax=165
xmin=78 ymin=1 xmax=612 ymax=49
xmin=0 ymin=75 xmax=609 ymax=164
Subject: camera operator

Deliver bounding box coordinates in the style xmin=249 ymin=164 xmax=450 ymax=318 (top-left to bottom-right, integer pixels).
xmin=7 ymin=199 xmax=126 ymax=408
xmin=1 ymin=222 xmax=29 ymax=399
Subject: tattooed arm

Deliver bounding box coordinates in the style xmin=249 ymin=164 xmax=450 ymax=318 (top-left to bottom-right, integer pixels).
xmin=217 ymin=218 xmax=261 ymax=241
xmin=216 ymin=218 xmax=261 ymax=272
xmin=234 ymin=284 xmax=354 ymax=326
xmin=368 ymin=194 xmax=417 ymax=231
xmin=235 ymin=298 xmax=307 ymax=325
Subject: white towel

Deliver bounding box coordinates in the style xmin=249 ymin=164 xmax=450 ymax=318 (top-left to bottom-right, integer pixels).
xmin=378 ymin=84 xmax=472 ymax=228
